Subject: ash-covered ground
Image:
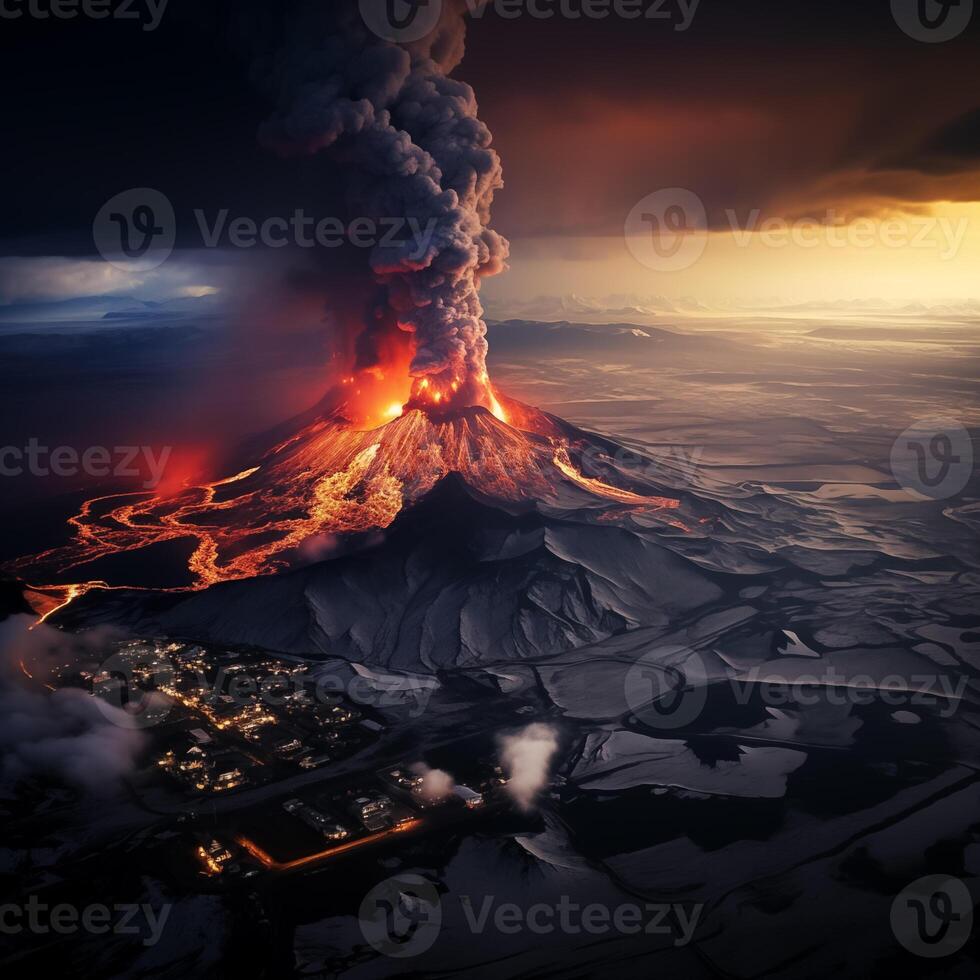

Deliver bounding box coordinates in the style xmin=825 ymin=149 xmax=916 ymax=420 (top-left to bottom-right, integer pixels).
xmin=1 ymin=309 xmax=978 ymax=978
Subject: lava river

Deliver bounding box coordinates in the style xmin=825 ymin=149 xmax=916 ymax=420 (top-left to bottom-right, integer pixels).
xmin=8 ymin=396 xmax=683 ymax=616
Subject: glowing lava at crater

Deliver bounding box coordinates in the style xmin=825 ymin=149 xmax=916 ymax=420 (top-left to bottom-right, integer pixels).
xmin=8 ymin=391 xmax=682 ymax=610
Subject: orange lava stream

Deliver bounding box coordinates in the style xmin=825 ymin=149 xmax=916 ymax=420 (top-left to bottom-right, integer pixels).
xmin=7 ymin=399 xmax=682 ymax=619
xmin=552 ymin=446 xmax=679 ymax=509
xmin=236 ymin=819 xmax=422 ymax=872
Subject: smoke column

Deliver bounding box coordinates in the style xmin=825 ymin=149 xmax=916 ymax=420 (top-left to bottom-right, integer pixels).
xmin=243 ymin=0 xmax=508 ymax=410
xmin=499 ymin=723 xmax=559 ymax=810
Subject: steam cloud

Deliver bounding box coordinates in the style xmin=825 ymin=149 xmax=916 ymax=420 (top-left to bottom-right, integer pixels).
xmin=411 ymin=761 xmax=456 ymax=801
xmin=243 ymin=0 xmax=507 ymax=407
xmin=0 ymin=616 xmax=144 ymax=795
xmin=498 ymin=723 xmax=559 ymax=810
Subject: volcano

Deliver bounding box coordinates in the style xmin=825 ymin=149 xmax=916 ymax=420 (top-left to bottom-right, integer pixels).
xmin=12 ymin=392 xmax=724 ymax=664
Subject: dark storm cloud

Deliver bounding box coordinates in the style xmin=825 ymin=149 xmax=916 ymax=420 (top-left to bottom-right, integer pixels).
xmin=0 ymin=0 xmax=977 ymax=249
xmin=899 ymin=107 xmax=980 ymax=174
xmin=455 ymin=0 xmax=980 ymax=233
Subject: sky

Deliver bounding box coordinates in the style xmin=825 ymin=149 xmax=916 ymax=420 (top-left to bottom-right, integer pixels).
xmin=1 ymin=0 xmax=978 ymax=309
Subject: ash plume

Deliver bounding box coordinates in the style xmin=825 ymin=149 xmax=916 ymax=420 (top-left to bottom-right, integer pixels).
xmin=498 ymin=723 xmax=559 ymax=810
xmin=241 ymin=0 xmax=508 ymax=408
xmin=0 ymin=616 xmax=144 ymax=795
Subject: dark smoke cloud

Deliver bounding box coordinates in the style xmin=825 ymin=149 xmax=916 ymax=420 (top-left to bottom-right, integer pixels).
xmin=240 ymin=0 xmax=508 ymax=405
xmin=898 ymin=107 xmax=980 ymax=175
xmin=0 ymin=616 xmax=144 ymax=795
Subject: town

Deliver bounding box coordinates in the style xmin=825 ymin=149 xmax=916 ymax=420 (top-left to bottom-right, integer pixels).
xmin=42 ymin=637 xmax=526 ymax=884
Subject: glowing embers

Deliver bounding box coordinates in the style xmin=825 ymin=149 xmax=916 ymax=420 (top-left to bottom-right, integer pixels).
xmin=408 ymin=373 xmax=508 ymax=423
xmin=337 ymin=334 xmax=415 ymax=430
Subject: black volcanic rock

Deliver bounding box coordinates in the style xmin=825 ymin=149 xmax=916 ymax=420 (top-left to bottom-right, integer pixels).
xmin=57 ymin=474 xmax=723 ymax=669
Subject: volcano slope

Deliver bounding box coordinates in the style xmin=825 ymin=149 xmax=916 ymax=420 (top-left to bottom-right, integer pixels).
xmin=48 ymin=403 xmax=729 ymax=670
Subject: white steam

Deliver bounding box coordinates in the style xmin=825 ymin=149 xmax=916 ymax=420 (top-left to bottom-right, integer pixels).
xmin=0 ymin=615 xmax=144 ymax=795
xmin=411 ymin=762 xmax=455 ymax=801
xmin=498 ymin=723 xmax=559 ymax=810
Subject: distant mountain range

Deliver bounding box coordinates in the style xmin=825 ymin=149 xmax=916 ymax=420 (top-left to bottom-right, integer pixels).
xmin=484 ymin=293 xmax=711 ymax=323
xmin=3 ymin=290 xmax=978 ymax=330
xmin=483 ymin=293 xmax=980 ymax=322
xmin=0 ymin=292 xmax=221 ymax=325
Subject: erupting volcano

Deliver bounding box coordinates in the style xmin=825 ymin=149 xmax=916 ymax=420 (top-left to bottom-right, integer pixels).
xmin=11 ymin=386 xmax=687 ymax=622
xmin=7 ymin=2 xmax=692 ymax=633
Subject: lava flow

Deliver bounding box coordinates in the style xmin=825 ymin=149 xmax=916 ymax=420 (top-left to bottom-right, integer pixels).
xmin=7 ymin=382 xmax=682 ymax=615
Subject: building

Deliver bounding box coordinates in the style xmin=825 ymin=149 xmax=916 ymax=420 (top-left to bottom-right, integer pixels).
xmin=283 ymin=799 xmax=350 ymax=841
xmin=453 ymin=785 xmax=485 ymax=809
xmin=349 ymin=794 xmax=394 ymax=833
